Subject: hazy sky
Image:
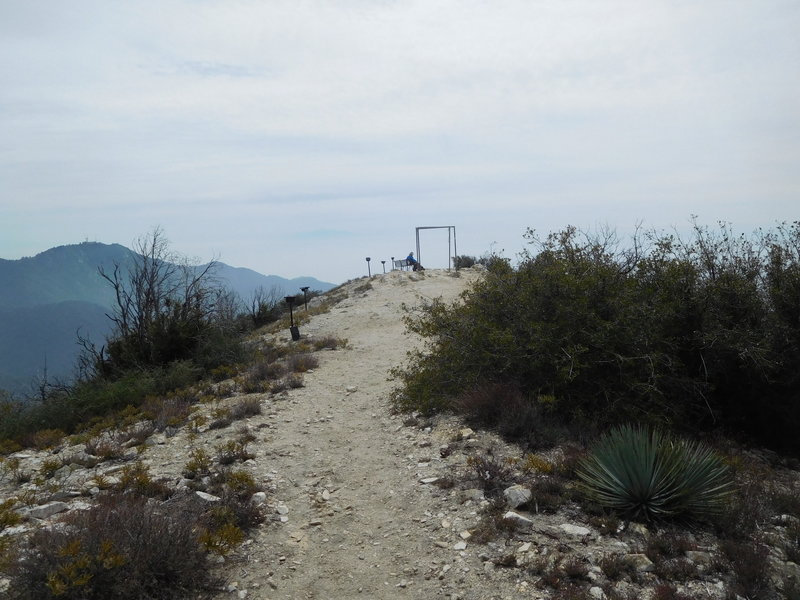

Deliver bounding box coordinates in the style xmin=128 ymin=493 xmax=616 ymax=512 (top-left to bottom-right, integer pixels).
xmin=1 ymin=1 xmax=798 ymax=284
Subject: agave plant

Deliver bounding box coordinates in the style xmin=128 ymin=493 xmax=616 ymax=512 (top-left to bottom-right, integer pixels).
xmin=576 ymin=424 xmax=732 ymax=521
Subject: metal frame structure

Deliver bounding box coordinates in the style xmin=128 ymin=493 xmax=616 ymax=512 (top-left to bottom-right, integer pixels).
xmin=415 ymin=226 xmax=457 ymax=271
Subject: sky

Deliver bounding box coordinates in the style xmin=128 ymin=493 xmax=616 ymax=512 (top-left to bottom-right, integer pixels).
xmin=1 ymin=1 xmax=798 ymax=284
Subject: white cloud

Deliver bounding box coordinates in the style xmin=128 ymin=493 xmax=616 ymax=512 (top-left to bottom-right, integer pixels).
xmin=1 ymin=1 xmax=798 ymax=282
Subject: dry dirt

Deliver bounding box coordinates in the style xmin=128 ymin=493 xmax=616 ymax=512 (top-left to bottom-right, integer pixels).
xmin=208 ymin=268 xmax=529 ymax=600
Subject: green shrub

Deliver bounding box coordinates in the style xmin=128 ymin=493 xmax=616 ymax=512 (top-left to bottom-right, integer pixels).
xmin=183 ymin=448 xmax=213 ymax=479
xmin=392 ymin=222 xmax=800 ymax=454
xmin=0 ymin=499 xmax=22 ymax=532
xmin=454 ymin=383 xmax=574 ymax=449
xmin=115 ymin=462 xmax=173 ymax=499
xmin=3 ymin=493 xmax=218 ymax=600
xmin=214 ymin=440 xmax=253 ymax=465
xmin=576 ymin=425 xmax=732 ymax=521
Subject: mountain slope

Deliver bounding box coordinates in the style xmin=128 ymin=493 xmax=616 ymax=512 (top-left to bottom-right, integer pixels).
xmin=0 ymin=243 xmax=130 ymax=311
xmin=0 ymin=242 xmax=335 ymax=395
xmin=0 ymin=301 xmax=113 ymax=395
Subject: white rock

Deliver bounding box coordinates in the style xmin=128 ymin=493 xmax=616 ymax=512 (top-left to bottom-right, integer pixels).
xmin=276 ymin=504 xmax=289 ymax=515
xmin=453 ymin=541 xmax=467 ymax=551
xmin=345 ymin=386 xmax=358 ymax=393
xmin=462 ymin=489 xmax=485 ymax=502
xmin=685 ymin=550 xmax=713 ymax=566
xmin=503 ymin=511 xmax=534 ymax=527
xmin=195 ymin=491 xmax=221 ymax=502
xmin=420 ymin=477 xmax=439 ymax=484
xmin=321 ymin=489 xmax=331 ymax=501
xmin=559 ymin=523 xmax=591 ymax=536
xmin=3 ymin=525 xmax=30 ymax=537
xmin=459 ymin=530 xmax=471 ymax=540
xmin=10 ymin=452 xmax=35 ymax=459
xmin=503 ymin=485 xmax=532 ymax=508
xmin=459 ymin=428 xmax=474 ymax=439
xmin=251 ymin=492 xmax=268 ymax=505
xmin=589 ymin=586 xmax=605 ymax=599
xmin=627 ymin=522 xmax=649 ymax=536
xmin=624 ymin=553 xmax=655 ymax=572
xmin=28 ymin=501 xmax=69 ymax=520
xmin=517 ymin=542 xmax=532 ymax=554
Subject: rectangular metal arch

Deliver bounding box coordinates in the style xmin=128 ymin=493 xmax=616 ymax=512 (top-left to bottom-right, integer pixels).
xmin=415 ymin=226 xmax=457 ymax=271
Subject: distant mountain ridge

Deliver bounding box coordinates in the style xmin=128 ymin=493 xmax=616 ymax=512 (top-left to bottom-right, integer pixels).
xmin=0 ymin=242 xmax=335 ymax=396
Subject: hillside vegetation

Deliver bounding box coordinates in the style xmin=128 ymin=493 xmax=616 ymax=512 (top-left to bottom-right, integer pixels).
xmin=1 ymin=252 xmax=800 ymax=599
xmin=0 ymin=239 xmax=334 ymax=396
xmin=0 ymin=229 xmax=319 ymax=447
xmin=393 ymin=221 xmax=800 ymax=455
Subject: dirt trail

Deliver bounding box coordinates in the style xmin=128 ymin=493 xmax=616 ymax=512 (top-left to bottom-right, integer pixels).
xmin=219 ymin=269 xmax=521 ymax=600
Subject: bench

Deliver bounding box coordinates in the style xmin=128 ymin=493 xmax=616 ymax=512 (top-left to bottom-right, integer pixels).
xmin=393 ymin=259 xmax=412 ymax=270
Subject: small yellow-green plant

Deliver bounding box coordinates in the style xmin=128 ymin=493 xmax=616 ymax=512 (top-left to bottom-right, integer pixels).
xmin=522 ymin=454 xmax=554 ymax=474
xmin=214 ymin=440 xmax=254 ymax=465
xmin=0 ymin=438 xmax=22 ymax=455
xmin=223 ymin=469 xmax=258 ymax=498
xmin=116 ymin=462 xmax=172 ymax=499
xmin=15 ymin=488 xmax=40 ymax=507
xmin=183 ymin=448 xmax=213 ymax=479
xmin=4 ymin=457 xmax=31 ymax=484
xmin=199 ymin=522 xmax=244 ymax=556
xmin=91 ymin=473 xmax=112 ymax=490
xmin=40 ymin=457 xmax=63 ymax=479
xmin=0 ymin=498 xmax=22 ymax=532
xmin=210 ymin=364 xmax=238 ymax=382
xmin=45 ymin=539 xmax=127 ymax=596
xmin=190 ymin=413 xmax=209 ymax=431
xmin=31 ymin=429 xmax=65 ymax=450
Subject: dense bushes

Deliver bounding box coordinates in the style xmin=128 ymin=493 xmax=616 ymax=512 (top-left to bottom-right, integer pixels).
xmin=392 ymin=222 xmax=800 ymax=454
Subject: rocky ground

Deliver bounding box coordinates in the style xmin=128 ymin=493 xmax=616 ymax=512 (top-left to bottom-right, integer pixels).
xmin=2 ymin=268 xmax=800 ymax=600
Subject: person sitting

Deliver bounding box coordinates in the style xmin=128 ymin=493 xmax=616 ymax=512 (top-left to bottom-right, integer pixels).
xmin=406 ymin=252 xmax=424 ymax=271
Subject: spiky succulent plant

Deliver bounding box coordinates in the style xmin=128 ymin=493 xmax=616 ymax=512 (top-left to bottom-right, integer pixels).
xmin=576 ymin=424 xmax=732 ymax=521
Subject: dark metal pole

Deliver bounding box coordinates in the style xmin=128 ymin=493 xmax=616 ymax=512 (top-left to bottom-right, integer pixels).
xmin=300 ymin=286 xmax=310 ymax=311
xmin=285 ymin=295 xmax=300 ymax=341
xmin=381 ymin=260 xmax=386 ymax=273
xmin=285 ymin=296 xmax=295 ymax=327
xmin=366 ymin=257 xmax=371 ymax=277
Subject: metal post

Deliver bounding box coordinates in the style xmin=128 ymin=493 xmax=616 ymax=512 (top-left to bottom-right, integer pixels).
xmin=285 ymin=295 xmax=300 ymax=341
xmin=366 ymin=257 xmax=371 ymax=277
xmin=453 ymin=227 xmax=458 ymax=271
xmin=300 ymin=286 xmax=310 ymax=311
xmin=381 ymin=260 xmax=386 ymax=273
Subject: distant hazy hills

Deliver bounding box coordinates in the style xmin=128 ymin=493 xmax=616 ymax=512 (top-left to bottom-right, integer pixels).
xmin=0 ymin=242 xmax=335 ymax=397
